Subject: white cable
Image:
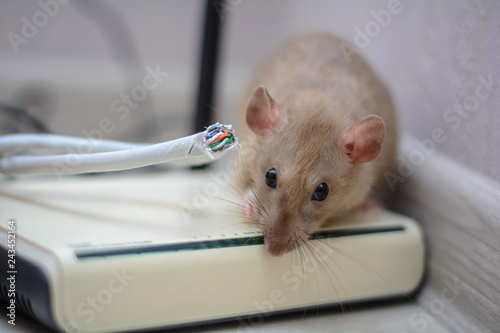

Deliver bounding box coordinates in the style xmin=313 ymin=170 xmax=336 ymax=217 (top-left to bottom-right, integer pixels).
xmin=0 ymin=133 xmax=146 ymax=154
xmin=0 ymin=123 xmax=238 ymax=175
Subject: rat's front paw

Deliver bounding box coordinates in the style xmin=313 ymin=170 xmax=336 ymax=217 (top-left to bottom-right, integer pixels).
xmin=242 ymin=189 xmax=258 ymax=219
xmin=358 ymin=198 xmax=383 ymax=212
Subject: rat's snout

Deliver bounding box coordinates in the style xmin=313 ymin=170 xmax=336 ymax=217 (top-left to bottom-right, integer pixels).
xmin=263 ymin=214 xmax=301 ymax=257
xmin=265 ymin=229 xmax=304 ymax=257
xmin=265 ymin=239 xmax=289 ymax=257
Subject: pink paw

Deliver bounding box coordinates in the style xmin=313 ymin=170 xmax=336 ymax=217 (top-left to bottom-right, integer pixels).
xmin=358 ymin=199 xmax=383 ymax=212
xmin=242 ymin=200 xmax=256 ymax=219
xmin=242 ymin=189 xmax=257 ymax=219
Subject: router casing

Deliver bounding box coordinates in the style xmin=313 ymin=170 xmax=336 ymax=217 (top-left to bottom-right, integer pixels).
xmin=0 ymin=172 xmax=425 ymax=332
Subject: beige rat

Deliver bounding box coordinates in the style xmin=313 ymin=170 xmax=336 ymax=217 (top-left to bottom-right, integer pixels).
xmin=236 ymin=33 xmax=397 ymax=256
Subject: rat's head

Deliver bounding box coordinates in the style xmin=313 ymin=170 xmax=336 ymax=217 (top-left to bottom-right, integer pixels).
xmin=241 ymin=85 xmax=386 ymax=256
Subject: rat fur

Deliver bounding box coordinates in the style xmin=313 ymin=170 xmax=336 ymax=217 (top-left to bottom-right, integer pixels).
xmin=236 ymin=33 xmax=397 ymax=256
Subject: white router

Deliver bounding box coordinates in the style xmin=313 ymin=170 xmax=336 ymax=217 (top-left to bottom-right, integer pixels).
xmin=0 ymin=171 xmax=425 ymax=333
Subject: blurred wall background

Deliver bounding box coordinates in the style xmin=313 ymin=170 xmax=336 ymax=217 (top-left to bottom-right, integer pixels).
xmin=0 ymin=0 xmax=498 ymax=181
xmin=0 ymin=1 xmax=499 ymax=332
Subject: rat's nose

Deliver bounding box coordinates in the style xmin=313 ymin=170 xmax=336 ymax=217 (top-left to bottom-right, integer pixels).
xmin=265 ymin=239 xmax=290 ymax=257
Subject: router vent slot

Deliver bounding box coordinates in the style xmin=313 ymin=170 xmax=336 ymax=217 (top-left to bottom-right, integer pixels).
xmin=0 ymin=283 xmax=36 ymax=318
xmin=76 ymin=226 xmax=405 ymax=260
xmin=17 ymin=293 xmax=36 ymax=318
xmin=0 ymin=284 xmax=8 ymax=302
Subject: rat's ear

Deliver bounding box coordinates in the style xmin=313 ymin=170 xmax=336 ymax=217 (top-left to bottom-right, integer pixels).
xmin=246 ymin=85 xmax=283 ymax=136
xmin=341 ymin=115 xmax=385 ymax=163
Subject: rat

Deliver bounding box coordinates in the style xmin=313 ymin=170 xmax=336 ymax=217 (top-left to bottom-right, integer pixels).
xmin=235 ymin=33 xmax=397 ymax=257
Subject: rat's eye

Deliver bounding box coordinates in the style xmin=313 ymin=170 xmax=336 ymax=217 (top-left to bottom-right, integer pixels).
xmin=265 ymin=168 xmax=277 ymax=188
xmin=312 ymin=182 xmax=329 ymax=201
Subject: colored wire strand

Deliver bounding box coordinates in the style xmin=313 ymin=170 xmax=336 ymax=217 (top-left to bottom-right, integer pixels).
xmin=203 ymin=123 xmax=236 ymax=152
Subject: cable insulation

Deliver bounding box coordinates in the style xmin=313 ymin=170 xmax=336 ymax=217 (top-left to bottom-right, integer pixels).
xmin=0 ymin=123 xmax=238 ymax=175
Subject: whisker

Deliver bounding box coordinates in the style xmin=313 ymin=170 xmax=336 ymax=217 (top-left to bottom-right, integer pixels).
xmin=299 ymin=237 xmax=322 ymax=317
xmin=297 ymin=244 xmax=310 ymax=319
xmin=249 ymin=187 xmax=269 ymax=218
xmin=309 ymin=239 xmax=353 ymax=314
xmin=311 ymin=237 xmax=419 ymax=305
xmin=211 ymin=196 xmax=246 ymax=210
xmin=301 ymin=237 xmax=349 ymax=315
xmin=294 ymin=240 xmax=309 ymax=316
xmin=205 ymin=104 xmax=226 ymax=116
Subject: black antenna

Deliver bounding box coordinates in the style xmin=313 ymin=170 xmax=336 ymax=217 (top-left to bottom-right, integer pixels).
xmin=194 ymin=0 xmax=224 ymax=134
